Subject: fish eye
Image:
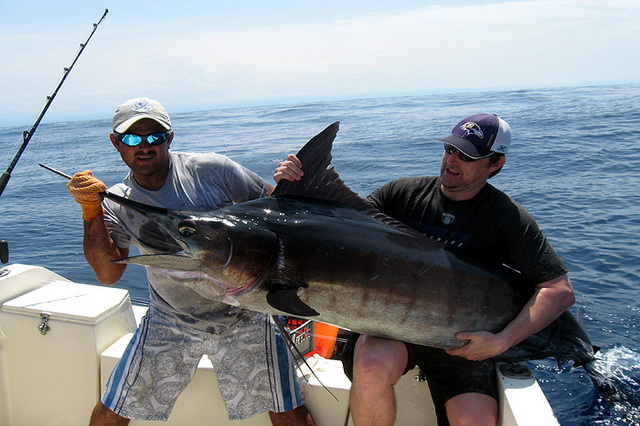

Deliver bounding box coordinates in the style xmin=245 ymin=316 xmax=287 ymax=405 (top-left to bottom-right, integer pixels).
xmin=178 ymin=219 xmax=197 ymax=237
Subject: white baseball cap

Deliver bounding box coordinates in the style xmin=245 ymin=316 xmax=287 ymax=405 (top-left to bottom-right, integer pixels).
xmin=112 ymin=97 xmax=171 ymax=133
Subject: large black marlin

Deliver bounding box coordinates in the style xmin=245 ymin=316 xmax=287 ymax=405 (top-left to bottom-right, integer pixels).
xmin=103 ymin=122 xmax=598 ymax=369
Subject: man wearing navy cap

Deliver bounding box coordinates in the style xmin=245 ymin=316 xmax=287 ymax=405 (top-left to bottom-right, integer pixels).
xmin=276 ymin=113 xmax=575 ymax=426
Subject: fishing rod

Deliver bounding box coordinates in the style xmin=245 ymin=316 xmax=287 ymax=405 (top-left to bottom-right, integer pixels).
xmin=0 ymin=9 xmax=108 ymax=197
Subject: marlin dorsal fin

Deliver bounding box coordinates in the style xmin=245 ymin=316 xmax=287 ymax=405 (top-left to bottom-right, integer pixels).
xmin=273 ymin=122 xmax=370 ymax=211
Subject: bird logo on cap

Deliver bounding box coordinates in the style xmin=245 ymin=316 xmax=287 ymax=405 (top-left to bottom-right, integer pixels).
xmin=130 ymin=101 xmax=155 ymax=112
xmin=460 ymin=122 xmax=484 ymax=139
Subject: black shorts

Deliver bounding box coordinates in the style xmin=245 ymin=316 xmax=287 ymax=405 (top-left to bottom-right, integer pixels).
xmin=341 ymin=333 xmax=498 ymax=408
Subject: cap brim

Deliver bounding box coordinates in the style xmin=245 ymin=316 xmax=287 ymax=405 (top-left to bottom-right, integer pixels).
xmin=438 ymin=135 xmax=492 ymax=158
xmin=113 ymin=115 xmax=171 ymax=133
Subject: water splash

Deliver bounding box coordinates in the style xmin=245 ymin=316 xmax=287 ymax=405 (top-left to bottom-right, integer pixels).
xmin=590 ymin=346 xmax=640 ymax=425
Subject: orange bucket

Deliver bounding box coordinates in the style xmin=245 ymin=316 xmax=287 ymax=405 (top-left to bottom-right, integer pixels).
xmin=309 ymin=322 xmax=340 ymax=358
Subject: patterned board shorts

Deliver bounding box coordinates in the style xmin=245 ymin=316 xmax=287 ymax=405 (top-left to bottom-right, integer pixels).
xmin=101 ymin=305 xmax=304 ymax=421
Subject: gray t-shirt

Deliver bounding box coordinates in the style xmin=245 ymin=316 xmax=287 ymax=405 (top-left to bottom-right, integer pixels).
xmin=103 ymin=151 xmax=270 ymax=333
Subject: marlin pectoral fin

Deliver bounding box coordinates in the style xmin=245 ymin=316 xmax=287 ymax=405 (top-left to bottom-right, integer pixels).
xmin=114 ymin=254 xmax=202 ymax=271
xmin=267 ymin=281 xmax=319 ymax=317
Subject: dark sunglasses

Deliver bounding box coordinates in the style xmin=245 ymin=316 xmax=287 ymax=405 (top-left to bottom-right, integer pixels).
xmin=114 ymin=132 xmax=170 ymax=147
xmin=443 ymin=143 xmax=493 ymax=162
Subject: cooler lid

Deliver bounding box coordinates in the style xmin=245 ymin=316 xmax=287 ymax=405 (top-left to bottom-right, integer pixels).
xmin=1 ymin=280 xmax=131 ymax=325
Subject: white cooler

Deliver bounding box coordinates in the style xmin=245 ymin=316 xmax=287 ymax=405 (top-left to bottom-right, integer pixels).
xmin=0 ymin=280 xmax=136 ymax=425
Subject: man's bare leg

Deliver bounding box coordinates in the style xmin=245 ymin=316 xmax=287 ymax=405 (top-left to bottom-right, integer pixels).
xmin=269 ymin=405 xmax=315 ymax=425
xmin=445 ymin=392 xmax=498 ymax=426
xmin=90 ymin=402 xmax=130 ymax=426
xmin=349 ymin=335 xmax=408 ymax=426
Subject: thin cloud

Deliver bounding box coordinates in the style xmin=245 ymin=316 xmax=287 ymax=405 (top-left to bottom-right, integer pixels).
xmin=1 ymin=0 xmax=638 ymax=127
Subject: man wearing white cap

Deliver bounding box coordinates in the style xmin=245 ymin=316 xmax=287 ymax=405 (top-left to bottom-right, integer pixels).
xmin=276 ymin=113 xmax=575 ymax=426
xmin=67 ymin=97 xmax=314 ymax=425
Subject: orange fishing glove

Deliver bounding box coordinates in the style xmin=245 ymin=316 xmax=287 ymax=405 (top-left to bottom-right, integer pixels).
xmin=66 ymin=170 xmax=107 ymax=221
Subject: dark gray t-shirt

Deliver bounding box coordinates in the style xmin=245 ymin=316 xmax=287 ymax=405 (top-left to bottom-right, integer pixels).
xmin=103 ymin=151 xmax=270 ymax=333
xmin=367 ymin=176 xmax=567 ymax=288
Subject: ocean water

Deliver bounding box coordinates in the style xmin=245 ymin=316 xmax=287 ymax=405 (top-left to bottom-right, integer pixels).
xmin=1 ymin=84 xmax=639 ymax=425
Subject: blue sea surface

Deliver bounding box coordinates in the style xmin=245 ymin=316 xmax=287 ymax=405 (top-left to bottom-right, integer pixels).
xmin=1 ymin=84 xmax=639 ymax=425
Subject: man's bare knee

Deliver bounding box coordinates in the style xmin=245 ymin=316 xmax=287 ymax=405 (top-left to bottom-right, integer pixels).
xmin=353 ymin=336 xmax=408 ymax=386
xmin=445 ymin=393 xmax=497 ymax=426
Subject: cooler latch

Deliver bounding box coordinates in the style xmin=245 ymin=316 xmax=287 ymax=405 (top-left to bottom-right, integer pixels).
xmin=38 ymin=312 xmax=52 ymax=335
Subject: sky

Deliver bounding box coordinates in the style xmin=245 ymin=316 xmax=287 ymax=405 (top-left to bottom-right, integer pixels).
xmin=0 ymin=0 xmax=638 ymax=127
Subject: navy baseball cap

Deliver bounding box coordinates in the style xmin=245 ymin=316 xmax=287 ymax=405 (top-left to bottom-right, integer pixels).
xmin=438 ymin=113 xmax=511 ymax=158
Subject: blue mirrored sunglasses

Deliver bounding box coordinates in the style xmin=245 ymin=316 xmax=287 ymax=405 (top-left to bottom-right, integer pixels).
xmin=115 ymin=132 xmax=170 ymax=147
